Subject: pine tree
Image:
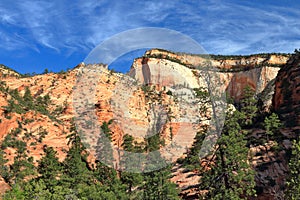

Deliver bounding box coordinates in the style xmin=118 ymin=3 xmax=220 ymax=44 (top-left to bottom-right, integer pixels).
xmin=240 ymin=85 xmax=257 ymax=126
xmin=142 ymin=133 xmax=179 ymax=200
xmin=2 ymin=184 xmax=25 ymax=200
xmin=43 ymin=68 xmax=49 ymax=74
xmin=120 ymin=134 xmax=143 ymax=196
xmin=37 ymin=146 xmax=63 ymax=188
xmin=285 ymin=139 xmax=300 ymax=199
xmin=94 ymin=161 xmax=128 ymax=200
xmin=3 ymin=137 xmax=36 ymax=186
xmin=62 ymin=125 xmax=93 ymax=187
xmin=120 ymin=131 xmax=179 ymax=200
xmin=96 ymin=120 xmax=115 ymax=168
xmin=263 ymin=113 xmax=282 ymax=141
xmin=21 ymin=179 xmax=52 ymax=200
xmin=0 ymin=148 xmax=10 ymax=183
xmin=143 ymin=168 xmax=179 ymax=200
xmin=23 ymin=86 xmax=34 ymax=109
xmin=179 ymin=127 xmax=207 ymax=170
xmin=199 ymin=110 xmax=256 ymax=199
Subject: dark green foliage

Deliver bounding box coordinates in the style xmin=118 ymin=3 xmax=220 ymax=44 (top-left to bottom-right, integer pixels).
xmin=142 ymin=133 xmax=179 ymax=200
xmin=120 ymin=132 xmax=179 ymax=200
xmin=166 ymin=90 xmax=173 ymax=96
xmin=23 ymin=87 xmax=34 ymax=109
xmin=122 ymin=134 xmax=135 ymax=151
xmin=1 ymin=133 xmax=36 ymax=185
xmin=1 ymin=65 xmax=293 ymax=200
xmin=240 ymin=85 xmax=258 ymax=126
xmin=37 ymin=128 xmax=48 ymax=143
xmin=178 ymin=129 xmax=206 ymax=170
xmin=0 ymin=149 xmax=9 ymax=183
xmin=1 ymin=86 xmax=57 ymax=121
xmin=193 ymin=87 xmax=209 ymax=100
xmin=1 ymin=127 xmax=41 ymax=186
xmin=197 ymin=86 xmax=260 ymax=199
xmin=94 ymin=161 xmax=119 ymax=187
xmin=120 ymin=134 xmax=143 ymax=195
xmin=145 ymin=134 xmax=164 ymax=152
xmin=100 ymin=120 xmax=113 ymax=140
xmin=2 ymin=132 xmax=25 ymax=151
xmin=96 ymin=120 xmax=115 ymax=167
xmin=177 ymin=87 xmax=209 ymax=170
xmin=285 ymin=139 xmax=300 ymax=199
xmin=63 ymin=122 xmax=92 ymax=186
xmin=263 ymin=113 xmax=282 ymax=141
xmin=93 ymin=162 xmax=128 ymax=200
xmin=38 ymin=146 xmax=62 ymax=186
xmin=43 ymin=68 xmax=49 ymax=74
xmin=141 ymin=84 xmax=151 ymax=93
xmin=143 ymin=168 xmax=179 ymax=200
xmin=4 ymin=99 xmax=25 ymax=115
xmin=3 ymin=128 xmax=127 ymax=199
xmin=199 ymin=110 xmax=256 ymax=199
xmin=36 ymin=94 xmax=51 ymax=114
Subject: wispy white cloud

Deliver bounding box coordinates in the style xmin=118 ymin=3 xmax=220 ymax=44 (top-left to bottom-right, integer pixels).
xmin=0 ymin=14 xmax=15 ymax=25
xmin=190 ymin=1 xmax=300 ymax=54
xmin=0 ymin=0 xmax=299 ymax=56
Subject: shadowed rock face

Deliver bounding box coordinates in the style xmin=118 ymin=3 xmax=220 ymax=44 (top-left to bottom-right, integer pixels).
xmin=141 ymin=57 xmax=151 ymax=85
xmin=273 ymin=53 xmax=300 ymax=127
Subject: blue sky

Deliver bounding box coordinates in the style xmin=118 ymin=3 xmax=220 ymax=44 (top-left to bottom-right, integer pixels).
xmin=0 ymin=0 xmax=299 ymax=74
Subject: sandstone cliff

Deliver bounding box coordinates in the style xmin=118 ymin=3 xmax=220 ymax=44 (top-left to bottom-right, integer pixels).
xmin=130 ymin=49 xmax=289 ymax=107
xmin=0 ymin=49 xmax=296 ymax=199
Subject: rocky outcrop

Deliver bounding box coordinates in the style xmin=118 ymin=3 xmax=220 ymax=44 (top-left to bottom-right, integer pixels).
xmin=250 ymin=138 xmax=290 ymax=199
xmin=0 ymin=64 xmax=21 ymax=78
xmin=130 ymin=49 xmax=289 ymax=106
xmin=273 ymin=53 xmax=300 ymax=127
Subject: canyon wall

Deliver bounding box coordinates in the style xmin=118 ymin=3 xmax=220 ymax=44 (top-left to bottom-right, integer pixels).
xmin=0 ymin=49 xmax=295 ymax=199
xmin=273 ymin=53 xmax=300 ymax=127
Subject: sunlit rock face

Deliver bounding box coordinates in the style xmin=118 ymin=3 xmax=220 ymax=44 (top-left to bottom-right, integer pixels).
xmin=129 ymin=49 xmax=289 ymax=105
xmin=129 ymin=57 xmax=201 ymax=88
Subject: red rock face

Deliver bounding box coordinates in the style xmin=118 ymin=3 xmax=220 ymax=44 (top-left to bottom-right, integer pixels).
xmin=273 ymin=53 xmax=300 ymax=126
